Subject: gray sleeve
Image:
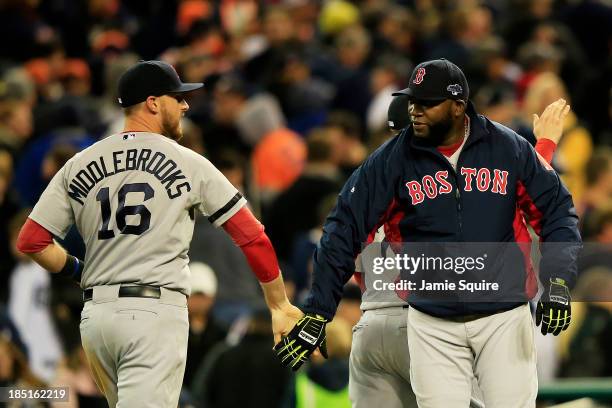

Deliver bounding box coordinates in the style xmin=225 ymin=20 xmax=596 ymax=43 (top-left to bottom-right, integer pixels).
xmin=193 ymin=156 xmax=246 ymax=227
xmin=29 ymin=165 xmax=75 ymax=239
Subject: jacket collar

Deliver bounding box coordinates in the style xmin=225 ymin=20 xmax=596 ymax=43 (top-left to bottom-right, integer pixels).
xmin=464 ymin=100 xmax=489 ymax=147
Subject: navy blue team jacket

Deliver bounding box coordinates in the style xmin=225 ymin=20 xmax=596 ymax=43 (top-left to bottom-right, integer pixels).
xmin=303 ymin=102 xmax=581 ymax=319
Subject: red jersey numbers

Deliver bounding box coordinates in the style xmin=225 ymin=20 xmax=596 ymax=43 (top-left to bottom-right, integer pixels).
xmin=405 ymin=168 xmax=509 ymax=205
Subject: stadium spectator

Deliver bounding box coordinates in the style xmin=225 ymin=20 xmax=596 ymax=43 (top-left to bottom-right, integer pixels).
xmin=201 ymin=308 xmax=291 ymax=408
xmin=51 ymin=344 xmax=106 ymax=408
xmin=184 ymin=262 xmax=227 ymax=388
xmin=0 ymin=147 xmax=20 ymax=302
xmin=266 ymin=128 xmax=342 ymax=262
xmin=190 ymin=150 xmax=265 ymax=326
xmin=558 ymin=268 xmax=612 ymax=378
xmin=288 ymin=318 xmax=353 ymax=407
xmin=330 ymin=25 xmax=373 ymax=126
xmin=521 ymin=72 xmax=593 ymax=200
xmin=580 ymin=148 xmax=612 ymax=239
xmin=0 ymin=99 xmax=33 ymax=156
xmin=290 ymin=194 xmax=339 ymax=302
xmin=8 ymin=209 xmax=63 ymax=382
xmin=0 ymin=334 xmax=47 ymax=407
xmin=323 ymin=111 xmax=367 ymax=176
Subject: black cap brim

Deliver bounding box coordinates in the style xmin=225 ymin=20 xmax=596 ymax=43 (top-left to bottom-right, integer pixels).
xmin=171 ymin=82 xmax=204 ymax=94
xmin=391 ymin=88 xmax=412 ymax=97
xmin=392 ymin=88 xmax=446 ymax=103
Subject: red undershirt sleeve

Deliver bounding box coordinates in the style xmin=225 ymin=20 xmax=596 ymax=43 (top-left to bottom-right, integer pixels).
xmin=17 ymin=218 xmax=54 ymax=253
xmin=221 ymin=206 xmax=280 ymax=283
xmin=535 ymin=138 xmax=557 ymax=164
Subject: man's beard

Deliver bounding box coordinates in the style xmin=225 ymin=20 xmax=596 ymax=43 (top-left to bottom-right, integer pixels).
xmin=161 ymin=110 xmax=183 ymax=141
xmin=420 ymin=115 xmax=453 ymax=147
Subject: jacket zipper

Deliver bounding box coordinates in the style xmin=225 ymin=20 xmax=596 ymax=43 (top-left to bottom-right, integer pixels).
xmin=454 ymin=173 xmax=463 ymax=240
xmin=453 ymin=117 xmax=472 ymax=241
xmin=421 ymin=149 xmax=464 ymax=240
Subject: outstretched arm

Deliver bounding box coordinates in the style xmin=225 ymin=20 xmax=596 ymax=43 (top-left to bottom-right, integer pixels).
xmin=532 ymin=98 xmax=569 ymax=163
xmin=520 ymin=98 xmax=581 ymax=336
xmin=221 ymin=206 xmax=302 ymax=344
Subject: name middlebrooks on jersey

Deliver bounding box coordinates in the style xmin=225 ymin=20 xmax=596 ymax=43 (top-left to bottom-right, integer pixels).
xmin=67 ymin=148 xmax=191 ymax=204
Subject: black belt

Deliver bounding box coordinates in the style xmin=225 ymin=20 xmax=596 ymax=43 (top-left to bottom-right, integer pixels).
xmin=83 ymin=285 xmax=161 ymax=302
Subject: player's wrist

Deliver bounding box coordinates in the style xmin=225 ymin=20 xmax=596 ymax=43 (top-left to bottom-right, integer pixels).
xmin=269 ymin=298 xmax=292 ymax=311
xmin=261 ymin=274 xmax=292 ymax=309
xmin=58 ymin=255 xmax=84 ymax=282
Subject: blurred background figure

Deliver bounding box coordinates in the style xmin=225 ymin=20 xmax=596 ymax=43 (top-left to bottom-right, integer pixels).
xmin=558 ymin=268 xmax=612 ymax=378
xmin=184 ymin=262 xmax=227 ymax=388
xmin=0 ymin=97 xmax=34 ymax=156
xmin=8 ymin=209 xmax=63 ymax=383
xmin=0 ymin=146 xmax=20 ymax=302
xmin=199 ymin=308 xmax=292 ymax=408
xmin=0 ymin=333 xmax=47 ymax=407
xmin=521 ymin=72 xmax=593 ymax=201
xmin=190 ymin=150 xmax=266 ymax=327
xmin=51 ymin=344 xmax=106 ymax=408
xmin=265 ymin=128 xmax=342 ymax=263
xmin=579 ymin=149 xmax=612 ymax=239
xmin=288 ymin=318 xmax=353 ymax=408
xmin=289 ymin=194 xmax=339 ymax=303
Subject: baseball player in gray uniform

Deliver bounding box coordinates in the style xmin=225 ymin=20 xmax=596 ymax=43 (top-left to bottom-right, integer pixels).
xmin=17 ymin=60 xmax=302 ymax=407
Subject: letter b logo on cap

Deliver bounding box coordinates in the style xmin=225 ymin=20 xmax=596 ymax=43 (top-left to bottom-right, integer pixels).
xmin=413 ymin=67 xmax=426 ymax=85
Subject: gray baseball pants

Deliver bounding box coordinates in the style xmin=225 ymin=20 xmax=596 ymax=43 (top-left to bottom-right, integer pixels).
xmin=80 ymin=285 xmax=189 ymax=408
xmin=350 ymin=306 xmax=486 ymax=408
xmin=408 ymin=303 xmax=537 ymax=408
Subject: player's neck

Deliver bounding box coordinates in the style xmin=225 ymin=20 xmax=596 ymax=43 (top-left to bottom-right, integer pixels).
xmin=439 ymin=115 xmax=468 ymax=147
xmin=123 ymin=114 xmax=162 ymax=135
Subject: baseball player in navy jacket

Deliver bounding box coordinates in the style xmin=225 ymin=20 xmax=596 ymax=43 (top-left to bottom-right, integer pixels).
xmin=275 ymin=59 xmax=581 ymax=407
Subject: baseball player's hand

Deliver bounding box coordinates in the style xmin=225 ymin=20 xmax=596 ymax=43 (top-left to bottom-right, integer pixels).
xmin=274 ymin=313 xmax=329 ymax=371
xmin=271 ymin=302 xmax=303 ymax=345
xmin=532 ymin=98 xmax=570 ymax=144
xmin=536 ymin=277 xmax=571 ymax=336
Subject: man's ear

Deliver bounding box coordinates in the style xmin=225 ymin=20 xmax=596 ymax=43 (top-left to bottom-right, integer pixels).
xmin=454 ymin=100 xmax=466 ymax=118
xmin=145 ymin=96 xmax=161 ymax=114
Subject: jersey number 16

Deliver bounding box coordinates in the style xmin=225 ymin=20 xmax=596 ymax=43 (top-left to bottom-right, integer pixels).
xmin=96 ymin=182 xmax=154 ymax=240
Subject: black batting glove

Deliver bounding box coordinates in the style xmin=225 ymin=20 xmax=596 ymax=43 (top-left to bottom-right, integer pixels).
xmin=274 ymin=313 xmax=328 ymax=371
xmin=536 ymin=277 xmax=571 ymax=336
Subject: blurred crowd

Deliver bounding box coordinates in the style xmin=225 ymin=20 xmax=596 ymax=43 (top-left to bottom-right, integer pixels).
xmin=0 ymin=0 xmax=610 ymax=407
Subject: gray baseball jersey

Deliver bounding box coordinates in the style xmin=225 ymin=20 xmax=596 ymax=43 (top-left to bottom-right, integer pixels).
xmin=30 ymin=131 xmax=246 ymax=295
